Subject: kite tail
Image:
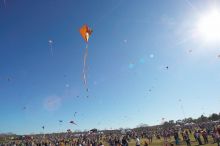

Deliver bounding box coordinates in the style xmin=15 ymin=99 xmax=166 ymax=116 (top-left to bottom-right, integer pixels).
xmin=83 ymin=44 xmax=89 ymax=91
xmin=50 ymin=44 xmax=54 ymax=56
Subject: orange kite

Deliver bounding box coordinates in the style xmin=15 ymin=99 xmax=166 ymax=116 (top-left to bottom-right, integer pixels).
xmin=79 ymin=24 xmax=93 ymax=92
xmin=79 ymin=24 xmax=93 ymax=43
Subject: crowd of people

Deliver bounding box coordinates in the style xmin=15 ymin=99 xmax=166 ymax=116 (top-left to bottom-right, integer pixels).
xmin=0 ymin=122 xmax=220 ymax=146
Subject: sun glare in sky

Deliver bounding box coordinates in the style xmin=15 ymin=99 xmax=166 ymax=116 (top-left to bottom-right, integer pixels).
xmin=197 ymin=9 xmax=220 ymax=42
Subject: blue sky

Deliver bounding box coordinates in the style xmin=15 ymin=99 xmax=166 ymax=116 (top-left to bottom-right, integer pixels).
xmin=0 ymin=0 xmax=220 ymax=135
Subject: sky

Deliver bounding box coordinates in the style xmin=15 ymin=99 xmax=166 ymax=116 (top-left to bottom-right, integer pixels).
xmin=0 ymin=0 xmax=220 ymax=135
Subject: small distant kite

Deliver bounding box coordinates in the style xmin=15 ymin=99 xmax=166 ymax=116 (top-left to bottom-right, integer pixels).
xmin=7 ymin=77 xmax=11 ymax=82
xmin=59 ymin=120 xmax=63 ymax=123
xmin=165 ymin=66 xmax=169 ymax=70
xmin=79 ymin=24 xmax=93 ymax=92
xmin=74 ymin=112 xmax=77 ymax=117
xmin=70 ymin=120 xmax=77 ymax=125
xmin=48 ymin=39 xmax=54 ymax=56
xmin=42 ymin=126 xmax=45 ymax=130
xmin=218 ymin=54 xmax=220 ymax=58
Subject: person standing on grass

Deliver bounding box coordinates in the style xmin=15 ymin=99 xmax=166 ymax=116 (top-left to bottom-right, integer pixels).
xmin=143 ymin=141 xmax=148 ymax=146
xmin=218 ymin=125 xmax=220 ymax=135
xmin=216 ymin=131 xmax=220 ymax=146
xmin=135 ymin=136 xmax=140 ymax=146
xmin=202 ymin=130 xmax=208 ymax=144
xmin=193 ymin=131 xmax=197 ymax=142
xmin=196 ymin=130 xmax=203 ymax=145
xmin=183 ymin=133 xmax=191 ymax=146
xmin=121 ymin=136 xmax=128 ymax=146
xmin=174 ymin=131 xmax=179 ymax=145
xmin=212 ymin=131 xmax=217 ymax=143
xmin=149 ymin=131 xmax=153 ymax=144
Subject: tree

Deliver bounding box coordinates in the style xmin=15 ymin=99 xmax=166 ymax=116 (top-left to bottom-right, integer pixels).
xmin=197 ymin=115 xmax=208 ymax=123
xmin=182 ymin=117 xmax=194 ymax=123
xmin=208 ymin=113 xmax=220 ymax=121
xmin=162 ymin=121 xmax=174 ymax=129
xmin=168 ymin=120 xmax=175 ymax=125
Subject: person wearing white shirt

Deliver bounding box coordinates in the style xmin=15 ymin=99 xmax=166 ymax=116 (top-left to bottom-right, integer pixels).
xmin=136 ymin=136 xmax=140 ymax=146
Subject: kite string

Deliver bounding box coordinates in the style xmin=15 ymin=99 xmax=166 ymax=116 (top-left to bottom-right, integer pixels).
xmin=184 ymin=0 xmax=200 ymax=15
xmin=83 ymin=43 xmax=89 ymax=91
xmin=49 ymin=43 xmax=54 ymax=56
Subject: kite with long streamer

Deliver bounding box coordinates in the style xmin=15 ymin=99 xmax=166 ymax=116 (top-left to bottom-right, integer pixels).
xmin=48 ymin=40 xmax=54 ymax=56
xmin=79 ymin=24 xmax=93 ymax=92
